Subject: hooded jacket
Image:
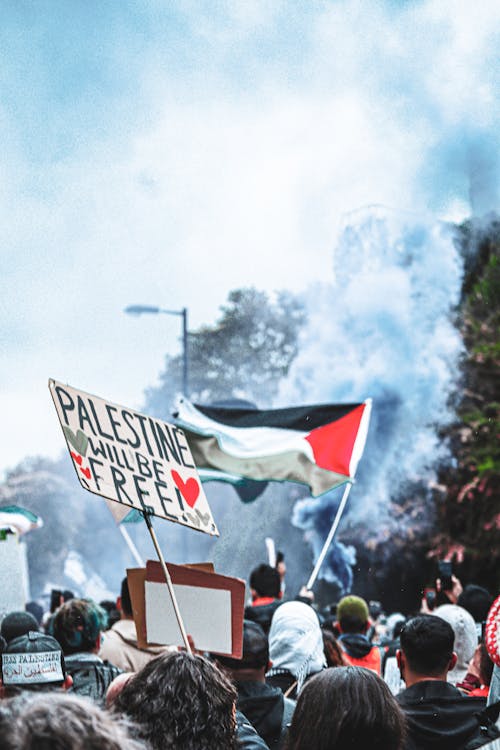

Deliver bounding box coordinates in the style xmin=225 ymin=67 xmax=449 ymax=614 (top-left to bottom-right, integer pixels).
xmin=245 ymin=599 xmax=282 ymax=635
xmin=338 ymin=633 xmax=383 ymax=674
xmin=434 ymin=605 xmax=478 ymax=684
xmin=98 ymin=619 xmax=173 ymax=672
xmin=397 ymin=680 xmax=500 ymax=750
xmin=236 ymin=681 xmax=295 ymax=749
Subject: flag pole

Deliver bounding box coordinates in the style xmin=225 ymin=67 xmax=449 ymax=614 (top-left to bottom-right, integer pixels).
xmin=119 ymin=524 xmax=145 ymax=567
xmin=306 ymin=483 xmax=353 ymax=591
xmin=142 ymin=512 xmax=192 ymax=654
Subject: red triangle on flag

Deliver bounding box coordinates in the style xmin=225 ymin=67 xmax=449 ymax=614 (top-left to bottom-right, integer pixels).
xmin=304 ymin=403 xmax=366 ymax=477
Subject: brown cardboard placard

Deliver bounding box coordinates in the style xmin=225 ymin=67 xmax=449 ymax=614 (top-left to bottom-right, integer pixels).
xmin=127 ymin=562 xmax=245 ymax=658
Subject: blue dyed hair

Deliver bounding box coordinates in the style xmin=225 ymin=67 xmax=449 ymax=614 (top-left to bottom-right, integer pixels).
xmin=51 ymin=599 xmax=107 ymax=655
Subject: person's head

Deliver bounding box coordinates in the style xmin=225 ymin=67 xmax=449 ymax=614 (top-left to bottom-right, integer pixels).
xmin=268 ymin=601 xmax=326 ymax=691
xmin=0 ymin=691 xmax=144 ymax=750
xmin=113 ymin=651 xmax=237 ymax=750
xmin=385 ymin=613 xmax=406 ymax=641
xmin=457 ymin=584 xmax=493 ymax=624
xmin=398 ymin=614 xmax=456 ymax=685
xmin=216 ymin=620 xmax=269 ymax=681
xmin=1 ymin=611 xmax=39 ymax=644
xmin=25 ymin=601 xmax=44 ymax=626
xmin=322 ymin=629 xmax=347 ymax=667
xmin=99 ymin=601 xmax=120 ymax=630
xmin=51 ymin=599 xmax=107 ymax=655
xmin=118 ymin=577 xmax=133 ymax=618
xmin=470 ymin=642 xmax=494 ymax=687
xmin=434 ymin=604 xmax=477 ymax=683
xmin=106 ymin=672 xmax=135 ymax=709
xmin=0 ymin=631 xmax=71 ymax=698
xmin=249 ymin=564 xmax=281 ymax=600
xmin=286 ymin=666 xmax=406 ymax=750
xmin=336 ymin=595 xmax=370 ymax=634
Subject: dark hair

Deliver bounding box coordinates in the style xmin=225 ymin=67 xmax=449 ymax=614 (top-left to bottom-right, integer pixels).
xmin=477 ymin=642 xmax=494 ymax=686
xmin=286 ymin=666 xmax=406 ymax=750
xmin=113 ymin=651 xmax=238 ymax=750
xmin=25 ymin=602 xmax=44 ymax=626
xmin=51 ymin=599 xmax=106 ymax=655
xmin=99 ymin=601 xmax=120 ymax=630
xmin=217 ymin=620 xmax=269 ymax=671
xmin=400 ymin=615 xmax=454 ymax=676
xmin=1 ymin=611 xmax=39 ymax=643
xmin=338 ymin=613 xmax=367 ymax=634
xmin=120 ymin=577 xmax=133 ymax=617
xmin=457 ymin=585 xmax=493 ymax=623
xmin=249 ymin=564 xmax=280 ymax=598
xmin=322 ymin=630 xmax=345 ymax=668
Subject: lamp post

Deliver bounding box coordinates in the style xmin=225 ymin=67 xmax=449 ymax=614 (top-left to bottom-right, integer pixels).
xmin=124 ymin=305 xmax=189 ymax=395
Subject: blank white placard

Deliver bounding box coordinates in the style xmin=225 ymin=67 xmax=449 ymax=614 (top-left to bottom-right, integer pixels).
xmin=145 ymin=581 xmax=232 ymax=653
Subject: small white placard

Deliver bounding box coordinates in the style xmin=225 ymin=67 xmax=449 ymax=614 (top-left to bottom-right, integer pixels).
xmin=145 ymin=580 xmax=232 ymax=654
xmin=2 ymin=651 xmax=64 ymax=685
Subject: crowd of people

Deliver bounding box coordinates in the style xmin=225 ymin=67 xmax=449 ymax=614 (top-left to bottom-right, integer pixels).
xmin=0 ymin=559 xmax=499 ymax=750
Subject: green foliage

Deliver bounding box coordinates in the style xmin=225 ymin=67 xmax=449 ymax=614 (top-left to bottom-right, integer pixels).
xmin=144 ymin=287 xmax=306 ymax=419
xmin=434 ymin=217 xmax=500 ymax=589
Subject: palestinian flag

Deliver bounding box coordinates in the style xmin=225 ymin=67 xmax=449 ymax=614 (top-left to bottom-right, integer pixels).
xmin=0 ymin=505 xmax=43 ymax=536
xmin=174 ymin=398 xmax=371 ymax=498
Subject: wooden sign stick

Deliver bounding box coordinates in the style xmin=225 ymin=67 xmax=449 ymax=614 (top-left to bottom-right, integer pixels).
xmin=142 ymin=512 xmax=192 ymax=655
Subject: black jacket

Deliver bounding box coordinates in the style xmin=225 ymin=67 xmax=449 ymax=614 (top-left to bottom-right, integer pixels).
xmin=65 ymin=653 xmax=121 ymax=706
xmin=245 ymin=601 xmax=282 ymax=635
xmin=236 ymin=680 xmax=295 ymax=749
xmin=397 ymin=680 xmax=500 ymax=750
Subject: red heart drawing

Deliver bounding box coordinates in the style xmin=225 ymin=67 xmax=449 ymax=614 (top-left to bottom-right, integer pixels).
xmin=80 ymin=466 xmax=91 ymax=480
xmin=171 ymin=470 xmax=200 ymax=508
xmin=71 ymin=451 xmax=83 ymax=466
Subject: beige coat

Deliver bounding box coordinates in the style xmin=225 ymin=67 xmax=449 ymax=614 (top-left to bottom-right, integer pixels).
xmin=98 ymin=619 xmax=173 ymax=672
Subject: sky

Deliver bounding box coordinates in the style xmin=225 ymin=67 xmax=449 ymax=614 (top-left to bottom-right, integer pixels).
xmin=1 ymin=0 xmax=499 ymax=478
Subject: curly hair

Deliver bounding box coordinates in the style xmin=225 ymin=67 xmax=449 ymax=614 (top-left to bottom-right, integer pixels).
xmin=286 ymin=666 xmax=407 ymax=750
xmin=113 ymin=651 xmax=238 ymax=750
xmin=51 ymin=598 xmax=107 ymax=655
xmin=0 ymin=691 xmax=144 ymax=750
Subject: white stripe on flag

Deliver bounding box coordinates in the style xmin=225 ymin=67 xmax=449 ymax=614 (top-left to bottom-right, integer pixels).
xmin=176 ymin=400 xmax=315 ymax=461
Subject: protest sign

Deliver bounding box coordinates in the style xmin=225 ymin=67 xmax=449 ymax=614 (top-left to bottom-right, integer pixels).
xmin=1 ymin=651 xmax=64 ymax=686
xmin=49 ymin=379 xmax=218 ymax=536
xmin=127 ymin=561 xmax=245 ymax=658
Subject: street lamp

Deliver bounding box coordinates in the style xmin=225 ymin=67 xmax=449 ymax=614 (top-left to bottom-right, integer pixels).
xmin=124 ymin=305 xmax=189 ymax=396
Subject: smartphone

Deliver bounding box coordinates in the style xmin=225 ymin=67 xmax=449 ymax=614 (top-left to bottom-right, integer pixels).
xmin=424 ymin=588 xmax=436 ymax=610
xmin=438 ymin=560 xmax=453 ymax=591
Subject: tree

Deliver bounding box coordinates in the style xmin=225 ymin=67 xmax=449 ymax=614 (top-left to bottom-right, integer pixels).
xmin=144 ymin=287 xmax=306 ymax=418
xmin=432 ymin=216 xmax=500 ymax=590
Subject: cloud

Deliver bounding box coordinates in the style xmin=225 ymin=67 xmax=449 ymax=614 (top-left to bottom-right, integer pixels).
xmin=1 ymin=0 xmax=499 ymax=475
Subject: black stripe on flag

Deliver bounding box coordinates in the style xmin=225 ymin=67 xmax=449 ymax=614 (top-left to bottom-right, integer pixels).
xmin=193 ymin=402 xmax=364 ymax=431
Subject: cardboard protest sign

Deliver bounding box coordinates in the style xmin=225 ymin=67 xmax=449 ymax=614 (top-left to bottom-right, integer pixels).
xmin=127 ymin=561 xmax=245 ymax=658
xmin=49 ymin=379 xmax=218 ymax=535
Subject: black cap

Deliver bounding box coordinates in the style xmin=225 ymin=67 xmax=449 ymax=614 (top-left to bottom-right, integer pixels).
xmin=1 ymin=631 xmax=66 ymax=686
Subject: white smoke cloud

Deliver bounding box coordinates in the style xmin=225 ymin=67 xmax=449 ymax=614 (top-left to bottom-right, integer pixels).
xmin=283 ymin=207 xmax=465 ymax=587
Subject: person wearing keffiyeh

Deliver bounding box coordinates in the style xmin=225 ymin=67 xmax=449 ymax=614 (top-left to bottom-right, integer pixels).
xmin=266 ymin=601 xmax=326 ymax=700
